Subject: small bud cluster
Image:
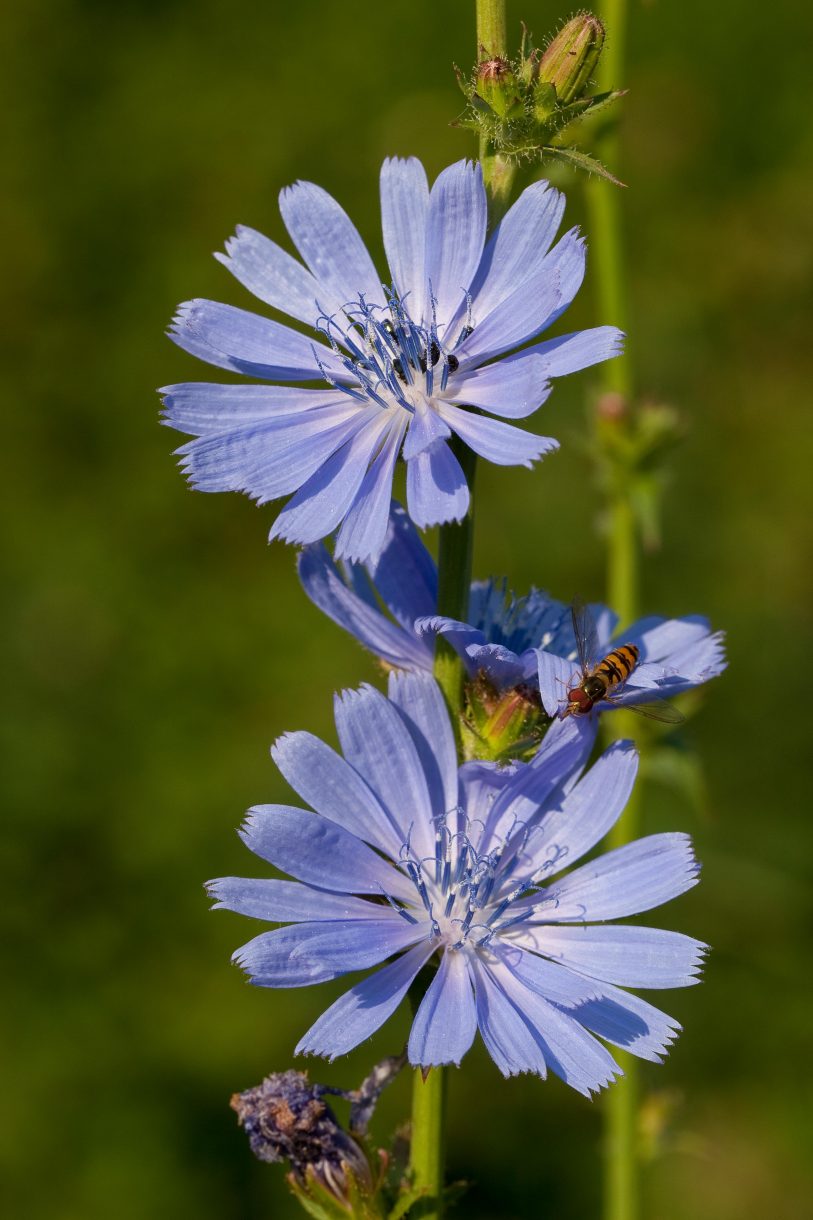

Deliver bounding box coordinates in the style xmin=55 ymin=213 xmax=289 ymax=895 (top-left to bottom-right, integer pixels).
xmin=454 ymin=13 xmax=625 ymax=184
xmin=591 ymin=396 xmax=686 ymax=551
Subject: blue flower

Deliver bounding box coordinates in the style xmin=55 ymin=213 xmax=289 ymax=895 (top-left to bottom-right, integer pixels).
xmin=298 ymin=505 xmax=727 ymax=717
xmin=161 ymin=158 xmax=622 ymax=562
xmin=210 ymin=673 xmax=704 ymax=1094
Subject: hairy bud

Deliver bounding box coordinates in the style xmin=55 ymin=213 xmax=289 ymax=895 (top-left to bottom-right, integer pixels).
xmin=536 ymin=12 xmax=605 ymax=106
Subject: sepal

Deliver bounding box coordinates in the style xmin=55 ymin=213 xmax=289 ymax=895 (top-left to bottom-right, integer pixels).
xmin=462 ymin=672 xmax=550 ymax=762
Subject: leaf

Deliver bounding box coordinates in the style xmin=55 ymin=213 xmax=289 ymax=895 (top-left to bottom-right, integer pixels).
xmin=541 ymin=144 xmax=626 ymax=187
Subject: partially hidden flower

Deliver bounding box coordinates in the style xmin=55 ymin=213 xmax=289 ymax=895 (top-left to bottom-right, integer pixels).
xmin=297 ymin=504 xmax=727 ymax=718
xmin=210 ymin=672 xmax=705 ymax=1094
xmin=161 ymin=158 xmax=622 ymax=562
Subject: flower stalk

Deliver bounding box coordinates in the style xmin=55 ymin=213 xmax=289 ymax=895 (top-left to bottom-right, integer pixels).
xmin=584 ymin=3 xmax=642 ymax=1218
xmin=409 ymin=1066 xmax=448 ymax=1219
xmin=408 ymin=4 xmax=512 ymax=1212
xmin=474 ymin=0 xmax=516 ymax=217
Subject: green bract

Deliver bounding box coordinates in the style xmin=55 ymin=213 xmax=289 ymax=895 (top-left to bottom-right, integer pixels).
xmin=455 ymin=13 xmax=626 ymax=185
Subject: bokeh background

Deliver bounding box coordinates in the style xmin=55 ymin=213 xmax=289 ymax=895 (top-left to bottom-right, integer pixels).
xmin=4 ymin=0 xmax=813 ymax=1216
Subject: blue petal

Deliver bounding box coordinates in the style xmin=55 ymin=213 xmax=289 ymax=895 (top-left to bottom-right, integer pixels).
xmin=490 ymin=941 xmax=601 ymax=1008
xmin=334 ymin=418 xmax=407 ymax=563
xmin=160 ymin=383 xmax=346 ymax=436
xmin=365 ymin=503 xmax=438 ymax=628
xmin=437 ymin=402 xmax=558 ymax=466
xmin=240 ymin=804 xmax=414 ymax=901
xmin=333 ymin=684 xmax=435 ymax=854
xmin=658 ymin=631 xmax=726 ymax=685
xmin=402 ymin=405 xmax=452 ymax=460
xmin=271 ymin=731 xmax=403 ymax=856
xmin=536 ymin=649 xmax=578 ymax=717
xmin=459 ymin=759 xmax=519 ymax=828
xmin=519 ymin=326 xmax=625 ymax=377
xmin=591 ymin=604 xmax=620 ymax=652
xmin=207 ymin=876 xmax=388 ymax=923
xmin=296 ymin=941 xmax=435 ymax=1058
xmin=380 ymin=157 xmax=430 ymax=324
xmin=469 ymin=956 xmax=548 ymax=1077
xmin=424 ymin=160 xmax=487 ymax=331
xmin=408 ymin=950 xmax=477 ymax=1067
xmin=297 ymin=544 xmax=431 ymax=670
xmin=623 ymin=616 xmax=727 ymax=684
xmin=615 ymin=661 xmax=664 ymax=692
xmin=519 ymin=740 xmax=638 ymax=877
xmin=168 ymin=299 xmax=348 ymax=382
xmin=387 ymin=671 xmax=459 ymax=825
xmin=568 ymin=983 xmax=681 ymax=1063
xmin=456 ymin=229 xmax=586 ymax=367
xmin=175 ymin=406 xmax=363 ymax=503
xmin=497 ymin=943 xmax=682 ymax=1061
xmin=523 ymin=925 xmax=708 ymax=989
xmin=418 ymin=611 xmax=528 ymax=686
xmin=492 ymin=959 xmax=622 ymax=1095
xmin=481 ymin=716 xmax=592 ymax=849
xmin=415 ymin=615 xmax=486 ymax=677
xmin=279 ymin=180 xmax=384 ymax=309
xmin=269 ymin=417 xmax=389 ymax=546
xmin=216 ymin=225 xmax=329 ymax=326
xmin=450 ymin=180 xmax=565 ymax=332
xmin=462 ymin=643 xmax=526 ymax=688
xmin=529 ymin=833 xmax=699 ymax=922
xmin=444 ymin=350 xmax=552 ymax=419
xmin=406 ymin=440 xmax=470 ymax=528
xmin=234 ymin=918 xmax=425 ymax=986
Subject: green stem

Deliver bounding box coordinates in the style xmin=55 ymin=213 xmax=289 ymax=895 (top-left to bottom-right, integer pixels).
xmin=585 ymin=4 xmax=641 ymax=1220
xmin=433 ymin=439 xmax=477 ymax=730
xmin=407 ymin=9 xmax=511 ymax=1212
xmin=475 ymin=0 xmax=515 ymax=220
xmin=475 ymin=0 xmax=506 ymax=59
xmin=409 ymin=1068 xmax=448 ymax=1218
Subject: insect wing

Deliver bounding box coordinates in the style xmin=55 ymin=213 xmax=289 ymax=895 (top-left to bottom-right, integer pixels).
xmin=571 ymin=597 xmax=600 ymax=673
xmin=610 ymin=694 xmax=685 ymax=725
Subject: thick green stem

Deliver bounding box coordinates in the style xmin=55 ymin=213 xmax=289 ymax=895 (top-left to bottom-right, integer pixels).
xmin=585 ymin=4 xmax=641 ymax=1220
xmin=409 ymin=1068 xmax=448 ymax=1218
xmin=475 ymin=0 xmax=506 ymax=59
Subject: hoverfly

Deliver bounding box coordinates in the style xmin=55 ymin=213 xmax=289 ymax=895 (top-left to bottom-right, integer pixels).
xmin=560 ymin=600 xmax=684 ymax=723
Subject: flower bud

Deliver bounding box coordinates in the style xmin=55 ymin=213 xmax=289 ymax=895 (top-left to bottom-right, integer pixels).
xmin=475 ymin=56 xmax=523 ymax=120
xmin=536 ymin=12 xmax=605 ymax=106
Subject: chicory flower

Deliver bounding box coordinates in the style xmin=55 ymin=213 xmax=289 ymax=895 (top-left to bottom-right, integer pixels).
xmin=210 ymin=673 xmax=704 ymax=1094
xmin=162 ymin=159 xmax=622 ymax=561
xmin=298 ymin=505 xmax=726 ymax=717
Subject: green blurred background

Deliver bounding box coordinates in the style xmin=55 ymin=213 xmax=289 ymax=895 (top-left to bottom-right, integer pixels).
xmin=4 ymin=0 xmax=812 ymax=1216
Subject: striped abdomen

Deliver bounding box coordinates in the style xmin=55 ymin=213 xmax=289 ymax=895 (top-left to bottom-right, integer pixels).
xmin=592 ymin=643 xmax=639 ymax=694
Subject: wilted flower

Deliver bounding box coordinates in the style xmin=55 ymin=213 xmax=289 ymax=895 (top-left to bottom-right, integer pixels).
xmin=297 ymin=504 xmax=726 ymax=718
xmin=210 ymin=673 xmax=705 ymax=1095
xmin=231 ymin=1070 xmax=371 ymax=1189
xmin=161 ymin=158 xmax=622 ymax=562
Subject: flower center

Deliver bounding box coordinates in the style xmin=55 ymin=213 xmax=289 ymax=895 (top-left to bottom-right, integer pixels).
xmin=391 ymin=808 xmax=563 ymax=950
xmin=314 ymin=289 xmax=473 ymax=415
